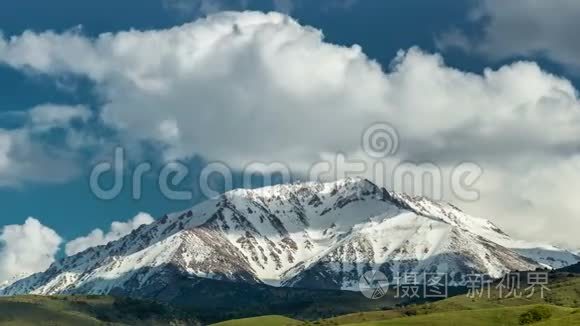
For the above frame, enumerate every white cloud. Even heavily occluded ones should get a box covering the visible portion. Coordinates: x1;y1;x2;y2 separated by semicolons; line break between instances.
28;104;92;132
0;133;13;172
0;213;154;284
0;104;93;187
1;12;580;247
1;12;390;165
65;213;155;256
437;0;580;73
0;218;62;284
0;129;79;186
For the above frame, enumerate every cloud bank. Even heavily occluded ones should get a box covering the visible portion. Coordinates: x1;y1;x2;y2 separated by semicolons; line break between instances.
437;0;580;73
0;218;62;284
0;213;155;284
0;12;579;247
0;104;93;186
65;213;155;256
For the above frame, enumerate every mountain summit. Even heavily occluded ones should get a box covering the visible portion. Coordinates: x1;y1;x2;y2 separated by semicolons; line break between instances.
2;178;578;298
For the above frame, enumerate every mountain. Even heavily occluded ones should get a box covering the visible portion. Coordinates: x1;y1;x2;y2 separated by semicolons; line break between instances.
2;178;578;300
0;273;28;291
385;193;580;270
558;262;580;274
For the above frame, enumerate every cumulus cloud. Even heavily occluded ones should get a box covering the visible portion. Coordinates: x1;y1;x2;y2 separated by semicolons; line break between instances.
0;133;13;172
0;104;93;187
1;12;389;165
437;0;580;73
0;218;62;284
27;104;92;132
65;213;155;256
1;11;580;247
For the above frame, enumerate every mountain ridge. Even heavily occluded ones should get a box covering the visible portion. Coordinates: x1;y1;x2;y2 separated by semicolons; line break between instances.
2;178;578;299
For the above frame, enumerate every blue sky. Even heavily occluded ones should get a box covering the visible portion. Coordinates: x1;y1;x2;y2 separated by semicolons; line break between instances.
1;0;580;278
0;0;484;241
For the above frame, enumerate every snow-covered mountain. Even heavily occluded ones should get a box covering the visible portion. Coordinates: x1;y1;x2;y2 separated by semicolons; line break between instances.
382;193;580;270
2;178;578;297
0;273;28;291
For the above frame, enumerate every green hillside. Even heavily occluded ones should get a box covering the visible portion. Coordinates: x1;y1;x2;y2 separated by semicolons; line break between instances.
0;295;199;326
2;272;579;325
213;272;580;325
211;315;301;326
345;305;577;326
302;272;580;326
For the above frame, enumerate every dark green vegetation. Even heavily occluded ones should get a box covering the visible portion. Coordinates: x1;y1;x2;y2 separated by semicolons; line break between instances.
0;282;428;325
518;306;553;324
559;262;580;274
215;271;580;325
134;276;444;323
2;271;579;325
0;280;445;325
0;295;199;325
299;271;580;325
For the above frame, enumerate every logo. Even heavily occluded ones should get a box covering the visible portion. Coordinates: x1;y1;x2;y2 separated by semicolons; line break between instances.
359;270;389;299
362;122;399;158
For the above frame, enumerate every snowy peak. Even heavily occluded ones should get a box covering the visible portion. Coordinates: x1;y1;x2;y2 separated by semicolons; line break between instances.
284;212;538;289
2;178;578;296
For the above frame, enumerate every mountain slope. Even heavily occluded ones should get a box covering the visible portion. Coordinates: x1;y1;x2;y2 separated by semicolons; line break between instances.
559;262;580;274
385;193;580;269
2;178;578;298
282;212;538;289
